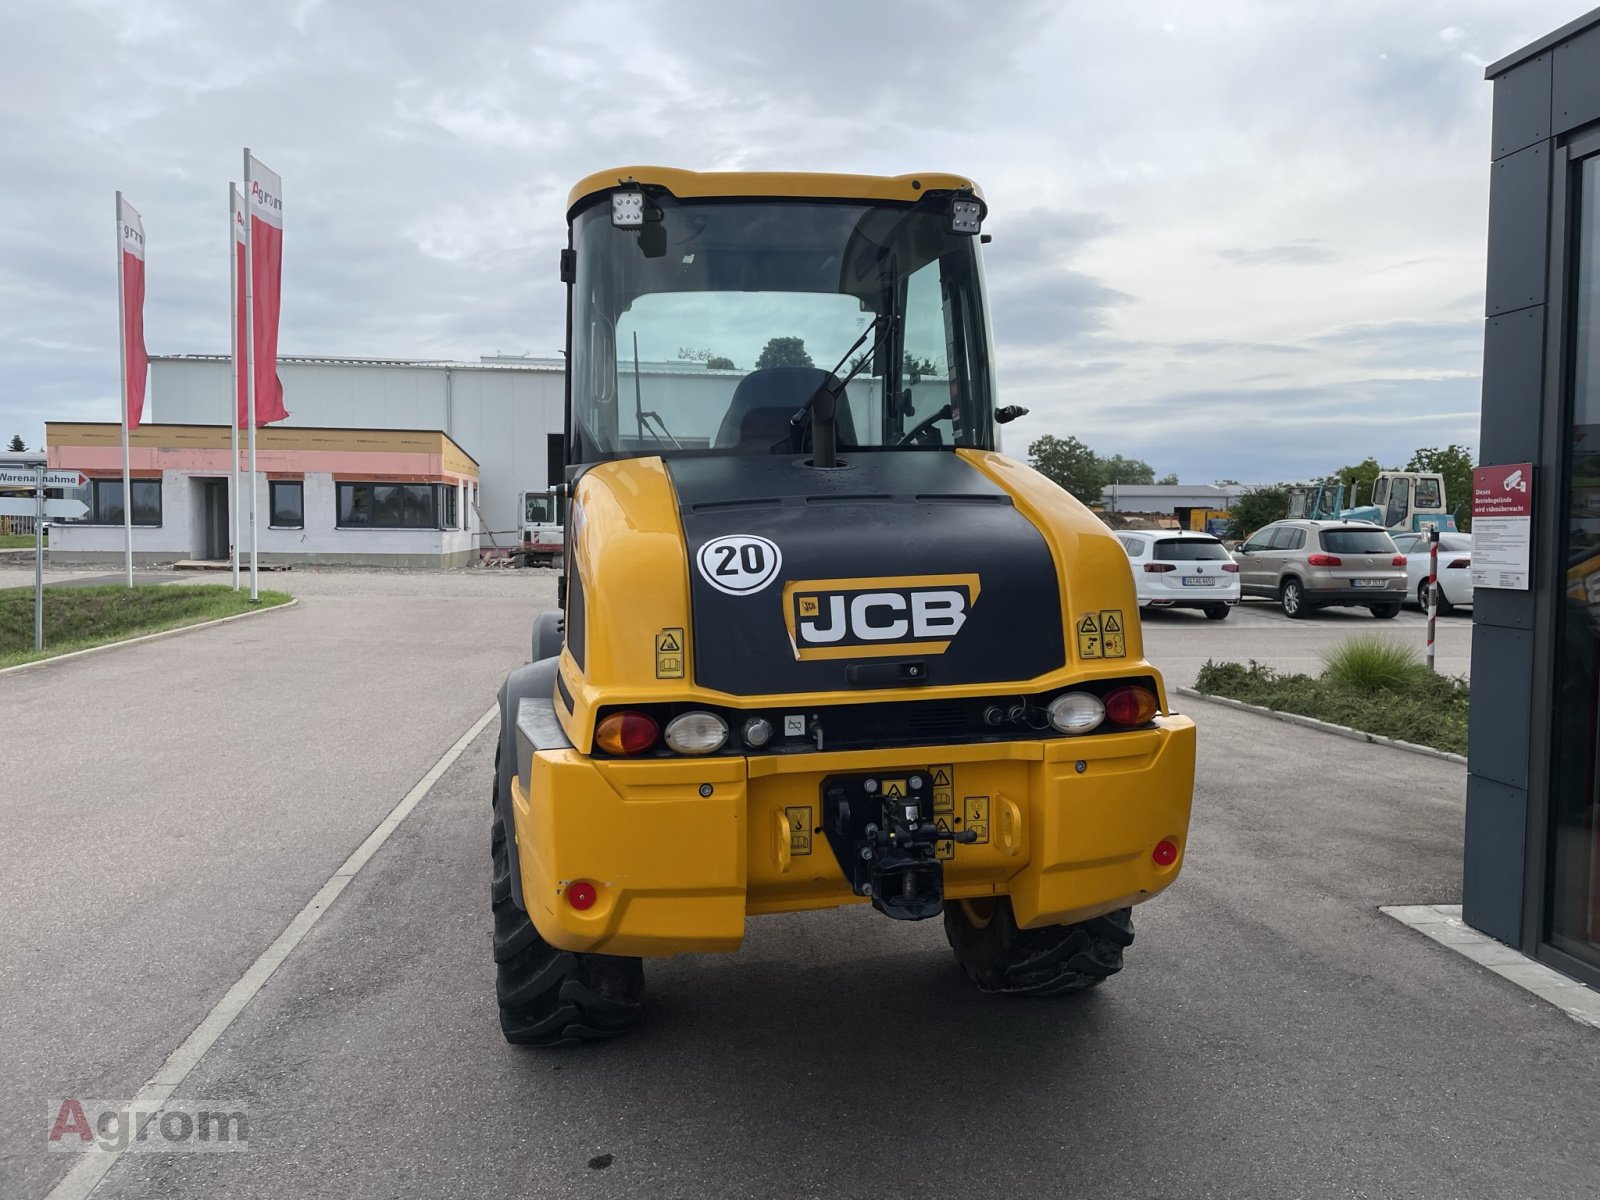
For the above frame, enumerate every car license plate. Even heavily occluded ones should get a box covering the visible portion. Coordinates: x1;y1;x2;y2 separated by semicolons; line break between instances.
1351;578;1385;588
1181;577;1215;587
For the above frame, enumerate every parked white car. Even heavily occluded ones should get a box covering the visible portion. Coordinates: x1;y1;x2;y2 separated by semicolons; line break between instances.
1117;530;1241;620
1392;531;1474;613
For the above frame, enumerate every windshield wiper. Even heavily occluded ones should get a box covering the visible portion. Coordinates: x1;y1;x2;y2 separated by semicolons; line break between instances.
784;315;895;467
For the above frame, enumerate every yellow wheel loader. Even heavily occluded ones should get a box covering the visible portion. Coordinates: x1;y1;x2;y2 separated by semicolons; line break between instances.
491;168;1197;1045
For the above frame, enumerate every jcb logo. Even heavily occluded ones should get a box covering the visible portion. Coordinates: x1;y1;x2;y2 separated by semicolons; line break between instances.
782;574;981;660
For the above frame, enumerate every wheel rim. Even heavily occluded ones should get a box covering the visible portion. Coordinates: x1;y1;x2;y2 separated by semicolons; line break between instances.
1283;585;1299;613
1419;583;1429;609
960;898;998;929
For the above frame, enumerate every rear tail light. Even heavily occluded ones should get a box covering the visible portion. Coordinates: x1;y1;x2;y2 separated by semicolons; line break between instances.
1392;555;1407;567
664;711;728;755
1152;840;1179;867
1447;558;1470;569
595;711;659;755
1221;562;1239;573
1048;691;1106;734
1104;685;1159;727
1144;563;1176;573
566;881;598;910
1306;554;1342;567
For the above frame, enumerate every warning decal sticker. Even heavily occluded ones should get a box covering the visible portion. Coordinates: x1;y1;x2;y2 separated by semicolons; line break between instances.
655;628;686;678
1099;609;1126;658
1076;612;1102;659
785;805;813;856
930;764;955;859
964;796;991;844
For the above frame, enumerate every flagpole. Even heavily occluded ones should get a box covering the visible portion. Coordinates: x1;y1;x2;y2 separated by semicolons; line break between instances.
243;151;258;601
229;183;241;590
116;190;133;587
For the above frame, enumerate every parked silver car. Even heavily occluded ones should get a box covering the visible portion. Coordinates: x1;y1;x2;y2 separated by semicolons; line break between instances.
1234;520;1407;618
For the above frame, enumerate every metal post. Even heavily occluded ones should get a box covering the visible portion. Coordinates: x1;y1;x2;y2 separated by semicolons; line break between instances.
229;183;241;590
1426;527;1439;672
243;150;258;601
34;463;44;651
115;190;133;587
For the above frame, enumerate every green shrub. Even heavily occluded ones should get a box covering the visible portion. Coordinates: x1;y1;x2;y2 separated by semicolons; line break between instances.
1321;637;1424;692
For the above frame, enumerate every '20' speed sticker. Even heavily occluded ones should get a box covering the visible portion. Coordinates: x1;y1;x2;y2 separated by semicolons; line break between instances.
696;534;783;597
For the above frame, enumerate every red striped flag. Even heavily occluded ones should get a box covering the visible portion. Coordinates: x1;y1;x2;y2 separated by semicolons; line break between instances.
245;154;288;425
118;196;148;429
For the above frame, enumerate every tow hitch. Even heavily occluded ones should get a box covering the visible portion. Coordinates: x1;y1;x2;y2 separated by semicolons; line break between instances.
821;770;978;920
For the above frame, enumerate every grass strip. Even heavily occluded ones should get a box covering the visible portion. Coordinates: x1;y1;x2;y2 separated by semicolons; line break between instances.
1194;639;1469;756
0;583;292;668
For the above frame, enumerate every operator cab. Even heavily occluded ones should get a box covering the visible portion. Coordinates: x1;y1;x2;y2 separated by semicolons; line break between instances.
563;171;1009;470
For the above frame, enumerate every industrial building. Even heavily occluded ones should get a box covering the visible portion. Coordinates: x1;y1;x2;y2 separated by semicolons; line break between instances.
45;421;480;568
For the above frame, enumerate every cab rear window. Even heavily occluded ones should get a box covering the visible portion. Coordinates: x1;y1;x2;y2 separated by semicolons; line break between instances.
1154;539;1230;561
1321;529;1396;553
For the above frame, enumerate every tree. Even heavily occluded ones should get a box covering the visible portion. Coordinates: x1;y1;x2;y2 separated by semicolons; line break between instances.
6;434;25;452
1028;434;1103;504
756;336;813;369
679;347;736;370
706;356;736;371
1406;443;1475;530
903;353;939;385
1096;454;1156;490
1156;472;1179;486
1330;457;1393;510
1226;484;1291;541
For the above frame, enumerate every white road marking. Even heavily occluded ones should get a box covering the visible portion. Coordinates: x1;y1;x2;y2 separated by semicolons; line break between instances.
44;702;500;1200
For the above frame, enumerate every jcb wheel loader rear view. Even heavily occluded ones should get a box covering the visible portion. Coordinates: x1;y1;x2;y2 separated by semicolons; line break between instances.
491;167;1197;1045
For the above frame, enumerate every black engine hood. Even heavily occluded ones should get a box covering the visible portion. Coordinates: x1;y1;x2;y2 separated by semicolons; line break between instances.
666;452;1065;696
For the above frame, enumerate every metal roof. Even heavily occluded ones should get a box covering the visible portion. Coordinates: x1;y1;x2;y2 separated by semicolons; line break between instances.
1485;5;1600;78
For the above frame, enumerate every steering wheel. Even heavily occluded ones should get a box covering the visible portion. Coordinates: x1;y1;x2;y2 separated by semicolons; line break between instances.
896;403;953;447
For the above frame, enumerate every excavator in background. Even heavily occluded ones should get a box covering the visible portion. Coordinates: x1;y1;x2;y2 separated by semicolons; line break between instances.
1286;471;1458;533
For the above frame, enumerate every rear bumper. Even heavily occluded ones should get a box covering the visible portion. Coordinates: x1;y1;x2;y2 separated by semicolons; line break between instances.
1306;584;1406;605
510;702;1197;957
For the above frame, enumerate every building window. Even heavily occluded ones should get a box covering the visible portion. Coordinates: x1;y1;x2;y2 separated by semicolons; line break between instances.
1548;150;1600;969
336;482;451;529
270;481;304;529
442;484;458;530
74;478;161;526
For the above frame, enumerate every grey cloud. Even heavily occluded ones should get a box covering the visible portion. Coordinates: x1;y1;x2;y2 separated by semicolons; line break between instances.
1218;239;1333;267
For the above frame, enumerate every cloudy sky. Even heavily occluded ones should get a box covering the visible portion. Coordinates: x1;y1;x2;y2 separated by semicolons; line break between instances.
0;0;1587;482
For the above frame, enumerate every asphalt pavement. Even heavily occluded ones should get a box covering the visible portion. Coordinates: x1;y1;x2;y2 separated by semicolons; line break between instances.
5;573;1588;1200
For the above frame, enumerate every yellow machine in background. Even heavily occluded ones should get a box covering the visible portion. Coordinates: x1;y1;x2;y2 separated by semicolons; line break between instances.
490;168;1196;1045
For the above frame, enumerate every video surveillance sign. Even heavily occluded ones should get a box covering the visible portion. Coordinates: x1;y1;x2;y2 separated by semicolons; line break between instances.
1471;463;1533;590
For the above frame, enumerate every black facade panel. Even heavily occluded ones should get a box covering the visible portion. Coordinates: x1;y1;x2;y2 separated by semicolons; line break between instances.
1479;307;1546;463
1466;624;1533;789
1462;775;1529;945
1472;586;1534;630
1552;24;1600;135
1491;55;1551;159
1485;143;1550;316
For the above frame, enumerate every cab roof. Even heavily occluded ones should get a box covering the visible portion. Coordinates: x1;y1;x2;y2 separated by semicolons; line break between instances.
567;166;982;217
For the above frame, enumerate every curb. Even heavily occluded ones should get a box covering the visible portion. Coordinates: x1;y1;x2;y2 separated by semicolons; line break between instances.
0;597;299;678
1175;686;1468;765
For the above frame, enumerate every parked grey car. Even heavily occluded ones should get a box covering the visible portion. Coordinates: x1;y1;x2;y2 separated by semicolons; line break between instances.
1233;520;1407;618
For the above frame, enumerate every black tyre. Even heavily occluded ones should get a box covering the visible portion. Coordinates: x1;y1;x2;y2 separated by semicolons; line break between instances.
1280;577;1309;619
1417;580;1454;616
1204;604;1231;621
492;750;643;1046
1369;602;1401;619
943;897;1133;995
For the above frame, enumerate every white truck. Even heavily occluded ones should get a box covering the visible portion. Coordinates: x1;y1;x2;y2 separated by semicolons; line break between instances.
517;490;565;567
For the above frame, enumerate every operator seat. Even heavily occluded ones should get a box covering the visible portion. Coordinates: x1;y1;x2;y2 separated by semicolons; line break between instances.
712;366;858;451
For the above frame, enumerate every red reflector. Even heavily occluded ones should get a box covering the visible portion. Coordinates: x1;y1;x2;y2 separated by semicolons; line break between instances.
596;711;659;755
1221;562;1239;573
1447;558;1470;569
1153;840;1179;867
1143;563;1176;573
1392;555;1407;567
1306;554;1341;567
567;881;597;911
1104;685;1159;726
